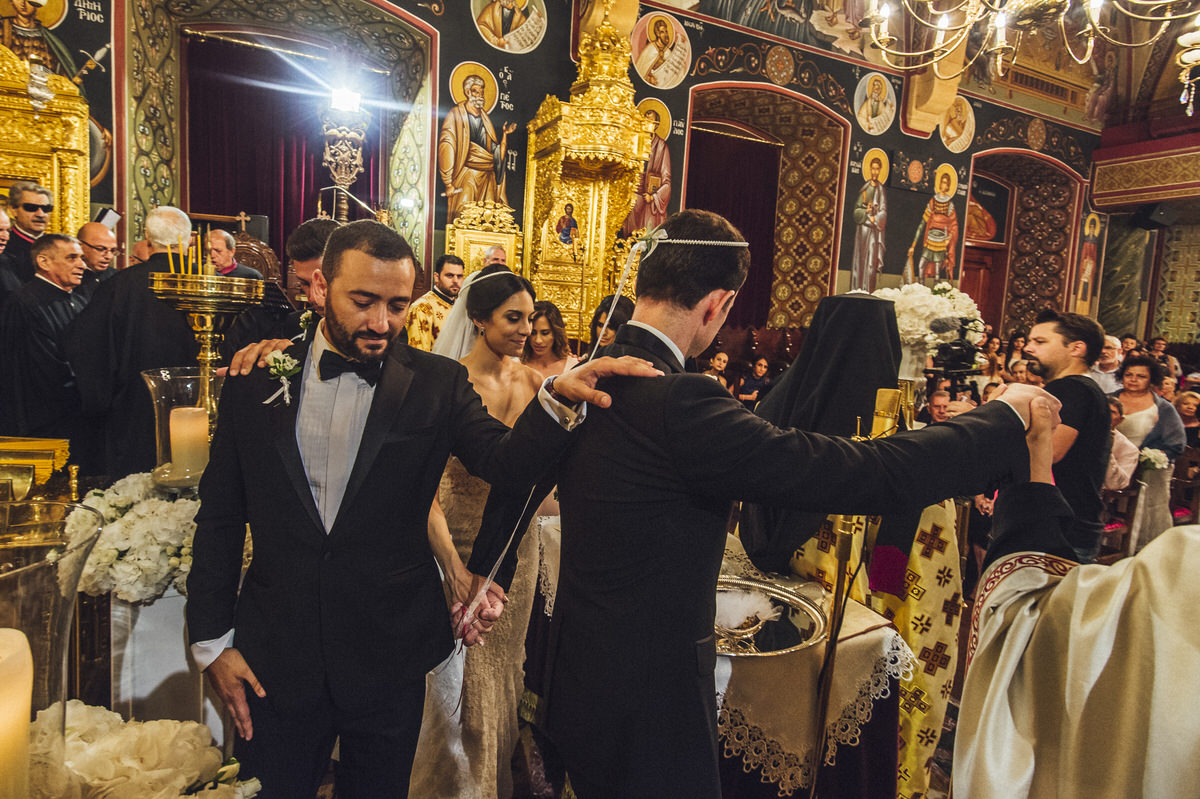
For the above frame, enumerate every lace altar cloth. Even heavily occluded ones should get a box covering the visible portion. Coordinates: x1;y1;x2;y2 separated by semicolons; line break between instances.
716;536;916;796
536;527;914;795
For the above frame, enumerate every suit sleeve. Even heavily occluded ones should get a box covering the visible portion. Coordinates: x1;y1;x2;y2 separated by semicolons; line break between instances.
665;376;1028;515
185;375;251;644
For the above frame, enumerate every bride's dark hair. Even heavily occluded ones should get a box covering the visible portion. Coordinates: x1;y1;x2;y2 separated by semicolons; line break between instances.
465;264;536;322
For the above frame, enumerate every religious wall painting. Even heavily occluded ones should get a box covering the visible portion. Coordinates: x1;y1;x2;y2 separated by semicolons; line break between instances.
904;164;960;283
693;0;886;63
892;150;933;193
939;96;975;153
958;12;1098;130
974;117;1088;175
854;72;895;135
849;147;888;292
631;11;691;90
547;197;586;263
689;43;852;116
965;175;1007;243
1;0;114;196
1073;209;1107;314
619;97;671;238
472;0;547;53
439;62;517;224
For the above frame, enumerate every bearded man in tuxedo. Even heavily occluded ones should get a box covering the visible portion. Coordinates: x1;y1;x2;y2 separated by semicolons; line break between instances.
186;220;657;798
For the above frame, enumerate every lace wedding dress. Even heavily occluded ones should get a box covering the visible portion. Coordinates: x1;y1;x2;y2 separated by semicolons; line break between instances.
409;457;539;799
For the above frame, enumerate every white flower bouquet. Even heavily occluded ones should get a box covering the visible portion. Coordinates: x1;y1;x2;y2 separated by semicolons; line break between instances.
65;473;200;604
1139;447;1170;471
872;281;984;354
29;699;262;799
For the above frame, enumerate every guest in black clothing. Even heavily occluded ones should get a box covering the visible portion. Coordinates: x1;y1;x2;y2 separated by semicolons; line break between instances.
0;234;89;444
586;293;634;356
1023;309;1111;562
76;221;120;301
736;356;772;407
1175;391;1199;448
0;208;21;307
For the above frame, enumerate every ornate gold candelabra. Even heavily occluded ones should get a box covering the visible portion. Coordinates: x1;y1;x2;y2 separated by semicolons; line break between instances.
321;108;370;222
148;273;263;424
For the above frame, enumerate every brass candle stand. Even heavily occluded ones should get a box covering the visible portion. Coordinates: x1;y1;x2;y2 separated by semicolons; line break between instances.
148;272;263;423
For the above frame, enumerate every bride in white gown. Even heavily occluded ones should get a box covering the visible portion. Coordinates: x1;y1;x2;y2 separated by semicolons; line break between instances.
410;265;545;799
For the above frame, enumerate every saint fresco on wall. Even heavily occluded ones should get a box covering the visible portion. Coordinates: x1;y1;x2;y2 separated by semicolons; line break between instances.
472;0;547;53
850;147;888;292
1074;210;1106;312
631;12;690;90
854;72;895;135
438;62;515;223
905;164;960;282
619;98;672;237
940;96;975;153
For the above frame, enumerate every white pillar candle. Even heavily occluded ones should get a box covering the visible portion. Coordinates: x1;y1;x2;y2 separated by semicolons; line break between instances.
169;406;210;476
0;629;32;799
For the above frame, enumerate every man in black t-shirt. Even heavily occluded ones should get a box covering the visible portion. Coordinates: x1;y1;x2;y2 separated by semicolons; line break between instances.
1022;309;1111;562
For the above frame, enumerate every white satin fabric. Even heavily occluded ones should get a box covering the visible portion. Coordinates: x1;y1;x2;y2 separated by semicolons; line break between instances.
955;524;1200;798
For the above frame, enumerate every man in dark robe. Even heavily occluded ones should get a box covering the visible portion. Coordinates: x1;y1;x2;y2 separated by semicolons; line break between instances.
5;181;53;283
0;209;21;307
65;206;200;478
76;221;120;301
0;234;88;444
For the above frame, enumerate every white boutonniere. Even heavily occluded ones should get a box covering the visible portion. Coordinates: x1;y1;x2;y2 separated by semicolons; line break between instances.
263;351;301;406
291;310;316;343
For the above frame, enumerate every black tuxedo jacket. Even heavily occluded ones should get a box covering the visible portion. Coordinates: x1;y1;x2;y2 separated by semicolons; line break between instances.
540;324;1028;798
186;336;567;714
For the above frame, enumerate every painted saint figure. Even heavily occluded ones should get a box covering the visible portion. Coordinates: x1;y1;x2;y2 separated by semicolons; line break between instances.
851;155;887;292
438;73;516;222
856;75;894;135
634;17;676;87
476;0;531;50
556;202;579;244
906;170;960;282
1;0;77;79
619;109;672;236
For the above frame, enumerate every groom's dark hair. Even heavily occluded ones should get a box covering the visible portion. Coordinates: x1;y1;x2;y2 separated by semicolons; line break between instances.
322;220;415;282
635;209;749;310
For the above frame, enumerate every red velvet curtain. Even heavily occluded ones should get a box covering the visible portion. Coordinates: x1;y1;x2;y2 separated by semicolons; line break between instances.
684;129;781;328
184;36;383;256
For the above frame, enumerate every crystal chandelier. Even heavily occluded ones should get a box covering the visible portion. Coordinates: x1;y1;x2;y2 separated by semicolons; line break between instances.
862;0;1198;80
1178;14;1200;114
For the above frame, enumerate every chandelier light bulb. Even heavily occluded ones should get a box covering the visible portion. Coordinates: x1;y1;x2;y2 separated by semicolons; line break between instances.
1088;0;1104;22
994;12;1007;46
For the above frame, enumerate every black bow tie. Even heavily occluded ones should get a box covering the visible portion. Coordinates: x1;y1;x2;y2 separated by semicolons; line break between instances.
319;350;382;386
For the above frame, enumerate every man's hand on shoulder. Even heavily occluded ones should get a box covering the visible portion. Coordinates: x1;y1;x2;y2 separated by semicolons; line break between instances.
989;383;1062;430
551;355;662;409
220;339;293;377
204;647;266;740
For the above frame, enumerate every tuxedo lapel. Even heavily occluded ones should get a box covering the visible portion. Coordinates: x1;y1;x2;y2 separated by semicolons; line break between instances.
270;340;324;534
337;344;415;523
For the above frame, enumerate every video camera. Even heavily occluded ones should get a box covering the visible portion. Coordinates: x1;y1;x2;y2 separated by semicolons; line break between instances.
927;316;981;400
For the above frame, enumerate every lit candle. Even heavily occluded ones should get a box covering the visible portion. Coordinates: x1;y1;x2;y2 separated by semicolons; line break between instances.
994;12;1007;46
880;3;890;37
935;14;949;49
169;406;210;477
0;629;32;799
1088;0;1103;21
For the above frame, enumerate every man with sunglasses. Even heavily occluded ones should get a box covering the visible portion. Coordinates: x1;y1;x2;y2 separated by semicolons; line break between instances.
75;221;120;301
5;181;53;283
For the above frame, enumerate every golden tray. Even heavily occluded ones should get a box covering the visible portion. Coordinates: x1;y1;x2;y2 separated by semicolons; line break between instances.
715;575;827;657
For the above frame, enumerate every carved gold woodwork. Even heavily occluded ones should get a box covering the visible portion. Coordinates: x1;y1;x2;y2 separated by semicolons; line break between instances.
0;46;89;236
445;201;523;274
522;11;650;339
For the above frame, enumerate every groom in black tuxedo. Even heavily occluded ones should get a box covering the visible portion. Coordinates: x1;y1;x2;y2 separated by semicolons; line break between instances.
517;209;1060;798
186;220;657;798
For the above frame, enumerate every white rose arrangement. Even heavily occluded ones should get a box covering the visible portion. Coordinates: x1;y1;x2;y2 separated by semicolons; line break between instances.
872;281;984;355
64;473;208;604
29;700;262;799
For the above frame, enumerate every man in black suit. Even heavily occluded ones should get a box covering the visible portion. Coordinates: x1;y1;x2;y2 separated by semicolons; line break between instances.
526;209;1058;798
186;220;656;798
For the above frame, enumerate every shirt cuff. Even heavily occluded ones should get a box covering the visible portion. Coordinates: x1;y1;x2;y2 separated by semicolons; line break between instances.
190;629;235;671
538;377;586;430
